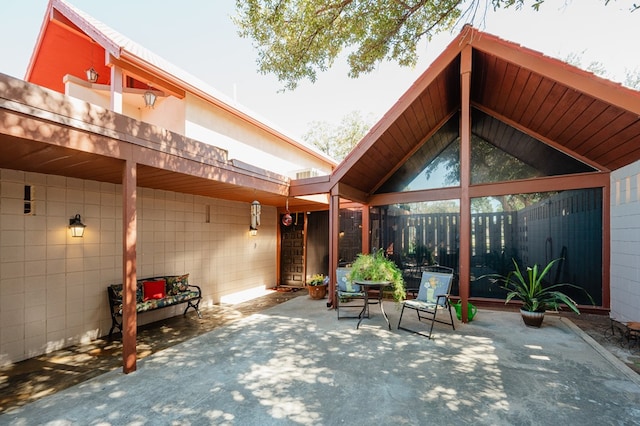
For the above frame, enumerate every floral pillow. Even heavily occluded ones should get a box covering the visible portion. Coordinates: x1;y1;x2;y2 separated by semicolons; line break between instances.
167;274;190;295
110;283;143;303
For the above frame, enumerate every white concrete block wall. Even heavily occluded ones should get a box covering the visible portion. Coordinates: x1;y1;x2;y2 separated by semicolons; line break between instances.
0;169;277;365
610;161;640;323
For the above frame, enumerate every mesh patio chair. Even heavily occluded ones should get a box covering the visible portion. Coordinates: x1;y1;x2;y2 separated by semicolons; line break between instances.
397;266;456;339
335;267;367;320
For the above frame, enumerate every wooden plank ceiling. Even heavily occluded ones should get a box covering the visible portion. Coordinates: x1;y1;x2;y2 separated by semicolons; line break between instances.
331;28;640;198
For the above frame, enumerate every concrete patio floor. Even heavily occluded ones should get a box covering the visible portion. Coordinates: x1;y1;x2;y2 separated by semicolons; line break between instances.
2;291;640;425
0;288;305;415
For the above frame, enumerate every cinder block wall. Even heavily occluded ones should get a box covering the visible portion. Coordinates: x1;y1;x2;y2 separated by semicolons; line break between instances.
610;161;640;323
0;168;276;365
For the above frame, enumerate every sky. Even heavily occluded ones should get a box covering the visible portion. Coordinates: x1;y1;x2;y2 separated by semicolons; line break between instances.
1;0;638;141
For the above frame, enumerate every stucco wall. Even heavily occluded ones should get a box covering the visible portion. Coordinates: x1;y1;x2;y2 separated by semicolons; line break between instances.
184;94;332;178
0;168;277;365
610;161;640;323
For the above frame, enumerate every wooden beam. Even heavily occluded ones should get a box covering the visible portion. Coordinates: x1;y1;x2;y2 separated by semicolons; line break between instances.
362;206;370;254
328;192;340;308
368;187;461;207
333;182;369;204
459;45;472;323
289;179;332;197
468;172;609;198
473;103;609;172
108;54;186;99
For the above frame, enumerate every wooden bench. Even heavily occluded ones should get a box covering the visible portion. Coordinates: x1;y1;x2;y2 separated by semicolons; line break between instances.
107;273;202;337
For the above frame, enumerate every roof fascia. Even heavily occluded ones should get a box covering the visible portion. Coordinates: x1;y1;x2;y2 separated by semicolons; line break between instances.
51;0;121;58
25;1;56;81
468;31;640;116
330;27;471;186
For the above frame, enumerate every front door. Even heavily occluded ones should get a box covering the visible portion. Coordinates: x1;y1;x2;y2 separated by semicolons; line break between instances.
280;213;305;287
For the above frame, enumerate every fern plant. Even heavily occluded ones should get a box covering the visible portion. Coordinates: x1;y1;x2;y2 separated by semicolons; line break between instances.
348;249;406;302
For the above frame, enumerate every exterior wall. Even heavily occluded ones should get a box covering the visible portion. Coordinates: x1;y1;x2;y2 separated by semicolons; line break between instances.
64;76;186;135
610;161;640;322
64;76;333;179
0;168;277;365
184;94;332;178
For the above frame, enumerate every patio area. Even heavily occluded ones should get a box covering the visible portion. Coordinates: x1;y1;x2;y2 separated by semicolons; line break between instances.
2;291;640;425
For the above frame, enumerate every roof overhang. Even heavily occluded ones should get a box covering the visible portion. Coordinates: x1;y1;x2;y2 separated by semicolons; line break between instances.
0;73;323;210
329;26;640;201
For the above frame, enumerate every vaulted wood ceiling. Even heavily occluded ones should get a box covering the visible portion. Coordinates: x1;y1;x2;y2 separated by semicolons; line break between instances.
328;27;640;201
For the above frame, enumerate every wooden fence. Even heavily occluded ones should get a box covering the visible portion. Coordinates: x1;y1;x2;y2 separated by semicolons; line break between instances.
358;189;602;304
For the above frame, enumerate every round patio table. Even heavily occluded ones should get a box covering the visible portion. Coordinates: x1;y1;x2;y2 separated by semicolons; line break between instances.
354;280;391;330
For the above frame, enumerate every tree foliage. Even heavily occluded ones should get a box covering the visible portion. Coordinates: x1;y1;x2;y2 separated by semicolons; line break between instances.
424;135;548;211
234;0;626;90
302;110;373;160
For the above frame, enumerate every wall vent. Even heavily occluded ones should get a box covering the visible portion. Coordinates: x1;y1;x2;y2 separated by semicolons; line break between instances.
295;169;320;179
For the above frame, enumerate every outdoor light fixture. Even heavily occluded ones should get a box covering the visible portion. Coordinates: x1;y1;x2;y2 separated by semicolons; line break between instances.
85;67;98;83
69;214;86;237
250;200;261;236
143;90;157;108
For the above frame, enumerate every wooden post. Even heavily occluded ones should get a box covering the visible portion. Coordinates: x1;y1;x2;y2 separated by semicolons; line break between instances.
362;205;370;254
459;45;472;323
328;190;340;308
122;159;137;373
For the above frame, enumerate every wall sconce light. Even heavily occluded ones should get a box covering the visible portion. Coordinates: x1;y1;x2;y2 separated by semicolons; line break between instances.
69;214;86;237
86;67;99;83
250;200;261;236
143;90;157;108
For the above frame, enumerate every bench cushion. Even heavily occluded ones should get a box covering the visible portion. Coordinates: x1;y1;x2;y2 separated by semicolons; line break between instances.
109;274;198;314
135;290;200;313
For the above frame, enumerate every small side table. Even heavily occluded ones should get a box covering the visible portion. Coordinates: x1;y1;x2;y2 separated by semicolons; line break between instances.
354;281;391;330
627;322;640;349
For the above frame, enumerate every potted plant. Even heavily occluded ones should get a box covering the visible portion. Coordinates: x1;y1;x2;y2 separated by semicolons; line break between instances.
348;249;406;302
307;273;328;299
491;258;593;327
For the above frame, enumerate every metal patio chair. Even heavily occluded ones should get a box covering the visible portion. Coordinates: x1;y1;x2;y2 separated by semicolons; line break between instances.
397;266;456;339
335;267;367;320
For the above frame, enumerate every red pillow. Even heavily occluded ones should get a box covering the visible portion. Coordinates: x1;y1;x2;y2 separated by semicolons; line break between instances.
143;280;166;301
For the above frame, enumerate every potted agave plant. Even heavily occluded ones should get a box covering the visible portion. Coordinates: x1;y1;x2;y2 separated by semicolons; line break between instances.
348;249;406;302
307;273;328;300
492;258;593;327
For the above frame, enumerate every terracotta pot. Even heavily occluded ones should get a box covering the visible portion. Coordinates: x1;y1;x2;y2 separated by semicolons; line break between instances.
520;309;545;328
308;284;327;300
